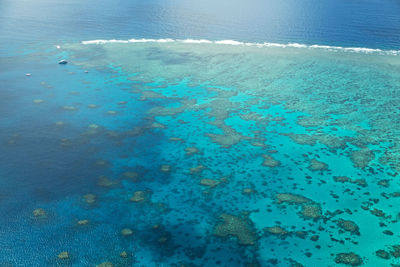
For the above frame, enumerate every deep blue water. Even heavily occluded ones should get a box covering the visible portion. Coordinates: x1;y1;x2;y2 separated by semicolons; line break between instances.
1;0;400;50
1;0;400;266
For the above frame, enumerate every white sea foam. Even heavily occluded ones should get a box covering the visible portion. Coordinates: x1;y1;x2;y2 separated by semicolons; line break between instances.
81;38;400;55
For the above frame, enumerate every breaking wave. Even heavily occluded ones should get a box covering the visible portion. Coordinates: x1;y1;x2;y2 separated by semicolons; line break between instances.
80;38;400;55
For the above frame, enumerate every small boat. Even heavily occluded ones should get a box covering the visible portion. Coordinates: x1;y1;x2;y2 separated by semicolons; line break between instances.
58;59;68;65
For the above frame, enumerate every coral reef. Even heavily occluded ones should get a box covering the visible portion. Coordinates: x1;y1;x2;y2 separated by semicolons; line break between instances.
376;249;390;259
32;208;47;218
300;204;322;220
297;116;329;128
264;226;289;238
122;171;139;181
308;158;328;171
275;193;310;205
199;178;220;188
57;252;69;260
190;165;205;174
262;155;281;167
285;133;316;146
275;193;322;220
334;252;363;266
213;214;257;245
333;176;368;187
121;228;134;236
243;188;255;195
185;147;199;155
161;165;171;172
130;191;146;202
97;176;115;187
33;99;44;104
350;148;374;168
337;219;360;235
77;219;89;226
96;262;113;267
63;105;77;111
83;194;96;204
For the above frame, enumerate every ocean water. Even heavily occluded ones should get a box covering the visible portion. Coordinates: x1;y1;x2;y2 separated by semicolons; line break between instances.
1;0;400;266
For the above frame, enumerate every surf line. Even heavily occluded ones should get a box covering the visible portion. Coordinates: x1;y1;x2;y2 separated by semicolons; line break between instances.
80;38;400;55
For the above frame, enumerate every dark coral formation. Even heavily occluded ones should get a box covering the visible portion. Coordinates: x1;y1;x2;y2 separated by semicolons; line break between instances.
333;176;368;187
334;252;363;266
376;249;390;259
337;219;360;235
390;245;400;258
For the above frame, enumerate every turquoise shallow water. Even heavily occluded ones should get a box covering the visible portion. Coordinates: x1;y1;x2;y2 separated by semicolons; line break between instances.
1;40;400;266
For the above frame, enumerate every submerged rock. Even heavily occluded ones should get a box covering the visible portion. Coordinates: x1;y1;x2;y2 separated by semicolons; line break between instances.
58;59;68;64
